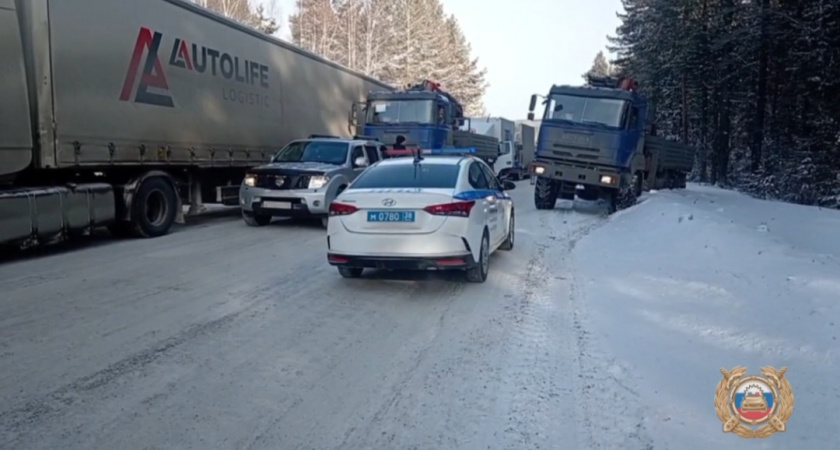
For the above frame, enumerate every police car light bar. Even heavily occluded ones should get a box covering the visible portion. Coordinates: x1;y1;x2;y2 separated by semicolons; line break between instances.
422;147;476;156
383;147;476;158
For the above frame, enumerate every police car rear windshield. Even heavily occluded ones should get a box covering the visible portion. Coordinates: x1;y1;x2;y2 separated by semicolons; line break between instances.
352;164;459;189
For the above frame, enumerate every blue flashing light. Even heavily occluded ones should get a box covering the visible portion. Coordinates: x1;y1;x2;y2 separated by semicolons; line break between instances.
422;147;476;156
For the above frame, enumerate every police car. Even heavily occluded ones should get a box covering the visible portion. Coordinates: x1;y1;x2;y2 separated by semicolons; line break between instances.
325;148;516;282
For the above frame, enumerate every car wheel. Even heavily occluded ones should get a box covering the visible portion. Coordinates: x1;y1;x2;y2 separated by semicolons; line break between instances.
243;211;271;226
338;266;363;278
465;231;489;283
499;213;514;250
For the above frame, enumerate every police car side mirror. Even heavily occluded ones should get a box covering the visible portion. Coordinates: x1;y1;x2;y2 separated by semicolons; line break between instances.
502;180;516;190
354;156;368;167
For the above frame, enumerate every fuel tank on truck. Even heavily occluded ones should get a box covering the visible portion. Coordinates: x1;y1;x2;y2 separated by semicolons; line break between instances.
0;0;33;178
16;0;395;169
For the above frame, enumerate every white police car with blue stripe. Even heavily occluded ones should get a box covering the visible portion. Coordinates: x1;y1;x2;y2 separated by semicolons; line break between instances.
326;148;516;282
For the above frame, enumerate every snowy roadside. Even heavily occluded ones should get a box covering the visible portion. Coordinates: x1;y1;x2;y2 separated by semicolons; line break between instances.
572;183;839;449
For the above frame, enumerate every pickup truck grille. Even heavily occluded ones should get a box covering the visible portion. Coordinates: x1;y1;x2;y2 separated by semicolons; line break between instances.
255;174;311;190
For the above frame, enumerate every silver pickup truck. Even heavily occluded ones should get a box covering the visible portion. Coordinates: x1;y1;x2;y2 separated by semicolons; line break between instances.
240;136;386;227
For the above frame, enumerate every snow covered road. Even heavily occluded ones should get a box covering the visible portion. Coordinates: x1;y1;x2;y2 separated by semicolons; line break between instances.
0;182;836;449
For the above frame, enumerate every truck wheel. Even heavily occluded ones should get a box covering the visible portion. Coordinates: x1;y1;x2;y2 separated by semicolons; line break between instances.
633;172;643;197
131;176;178;238
243;211;271;226
534;177;558;210
616;182;638;211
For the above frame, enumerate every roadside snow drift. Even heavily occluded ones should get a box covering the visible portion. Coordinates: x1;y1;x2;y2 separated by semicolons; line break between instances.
573;184;839;449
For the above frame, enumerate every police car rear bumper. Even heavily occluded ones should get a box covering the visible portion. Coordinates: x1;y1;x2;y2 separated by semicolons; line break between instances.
326;253;477;270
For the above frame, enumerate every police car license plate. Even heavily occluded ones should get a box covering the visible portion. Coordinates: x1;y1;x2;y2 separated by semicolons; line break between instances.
367;211;415;222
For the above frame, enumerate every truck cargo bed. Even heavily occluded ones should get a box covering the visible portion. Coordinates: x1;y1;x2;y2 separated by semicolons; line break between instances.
645;136;695;171
452;131;499;160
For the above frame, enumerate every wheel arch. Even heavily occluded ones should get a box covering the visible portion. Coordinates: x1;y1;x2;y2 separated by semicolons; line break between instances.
116;170;181;222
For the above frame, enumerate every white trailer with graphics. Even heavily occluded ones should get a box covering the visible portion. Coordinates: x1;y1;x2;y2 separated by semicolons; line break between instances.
0;0;393;246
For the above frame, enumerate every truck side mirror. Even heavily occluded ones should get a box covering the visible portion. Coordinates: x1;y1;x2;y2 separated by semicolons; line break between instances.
349;102;359;126
528;95;537;112
527;112;534;121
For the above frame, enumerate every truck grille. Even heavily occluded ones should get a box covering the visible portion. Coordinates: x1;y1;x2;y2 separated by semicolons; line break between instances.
538;127;620;165
255;174;310;190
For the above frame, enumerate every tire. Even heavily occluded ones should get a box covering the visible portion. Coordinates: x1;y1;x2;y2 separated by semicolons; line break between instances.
534;176;558;210
465;231;489;283
243;211;271;226
614;180;638;212
499;212;514;251
633;172;643;197
131;176;179;238
338;266;363;278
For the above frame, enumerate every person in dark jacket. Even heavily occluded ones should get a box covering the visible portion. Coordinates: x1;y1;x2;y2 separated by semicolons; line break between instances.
392;135;407;149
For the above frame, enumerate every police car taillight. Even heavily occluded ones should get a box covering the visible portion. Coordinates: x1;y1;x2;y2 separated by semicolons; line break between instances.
423;200;475;217
329;202;358;216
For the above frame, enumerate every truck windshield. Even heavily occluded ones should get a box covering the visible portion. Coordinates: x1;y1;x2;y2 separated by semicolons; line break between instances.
272;141;348;165
546;95;626;128
367;100;434;124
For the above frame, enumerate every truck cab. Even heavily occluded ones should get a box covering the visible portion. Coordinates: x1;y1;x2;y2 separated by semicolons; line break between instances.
350;80;464;150
527;75;650;212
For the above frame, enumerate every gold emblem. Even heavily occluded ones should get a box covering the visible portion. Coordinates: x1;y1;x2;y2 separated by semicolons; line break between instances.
714;366;794;438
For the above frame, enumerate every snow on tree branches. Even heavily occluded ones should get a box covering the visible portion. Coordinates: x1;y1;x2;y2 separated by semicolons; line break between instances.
193;0;279;35
288;0;488;115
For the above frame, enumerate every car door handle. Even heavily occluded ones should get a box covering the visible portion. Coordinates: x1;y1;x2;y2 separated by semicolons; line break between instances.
488;206;499;212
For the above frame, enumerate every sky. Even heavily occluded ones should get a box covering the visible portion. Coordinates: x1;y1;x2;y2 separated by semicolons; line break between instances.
260;0;625;120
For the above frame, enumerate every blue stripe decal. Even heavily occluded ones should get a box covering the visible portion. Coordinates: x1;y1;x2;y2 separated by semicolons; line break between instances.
453;189;498;200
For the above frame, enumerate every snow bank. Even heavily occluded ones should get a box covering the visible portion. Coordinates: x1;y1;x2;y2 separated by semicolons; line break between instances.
573;183;839;449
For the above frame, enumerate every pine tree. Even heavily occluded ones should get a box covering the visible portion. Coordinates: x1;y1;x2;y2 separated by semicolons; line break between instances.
609;0;840;206
287;0;488;115
583;51;612;79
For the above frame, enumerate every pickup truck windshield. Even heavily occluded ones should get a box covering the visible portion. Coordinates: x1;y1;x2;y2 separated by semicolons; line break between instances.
367;100;434;124
272;141;348;165
546;94;626;128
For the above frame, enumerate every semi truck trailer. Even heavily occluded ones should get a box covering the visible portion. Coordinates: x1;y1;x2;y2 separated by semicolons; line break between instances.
0;0;393;247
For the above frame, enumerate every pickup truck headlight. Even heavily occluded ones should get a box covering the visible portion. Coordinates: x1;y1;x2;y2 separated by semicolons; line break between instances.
308;175;329;189
243;174;257;186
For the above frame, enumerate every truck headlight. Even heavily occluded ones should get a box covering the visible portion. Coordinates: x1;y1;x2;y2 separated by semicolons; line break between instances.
243;174;257;186
533;166;545;174
308;175;329;189
600;175;614;184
